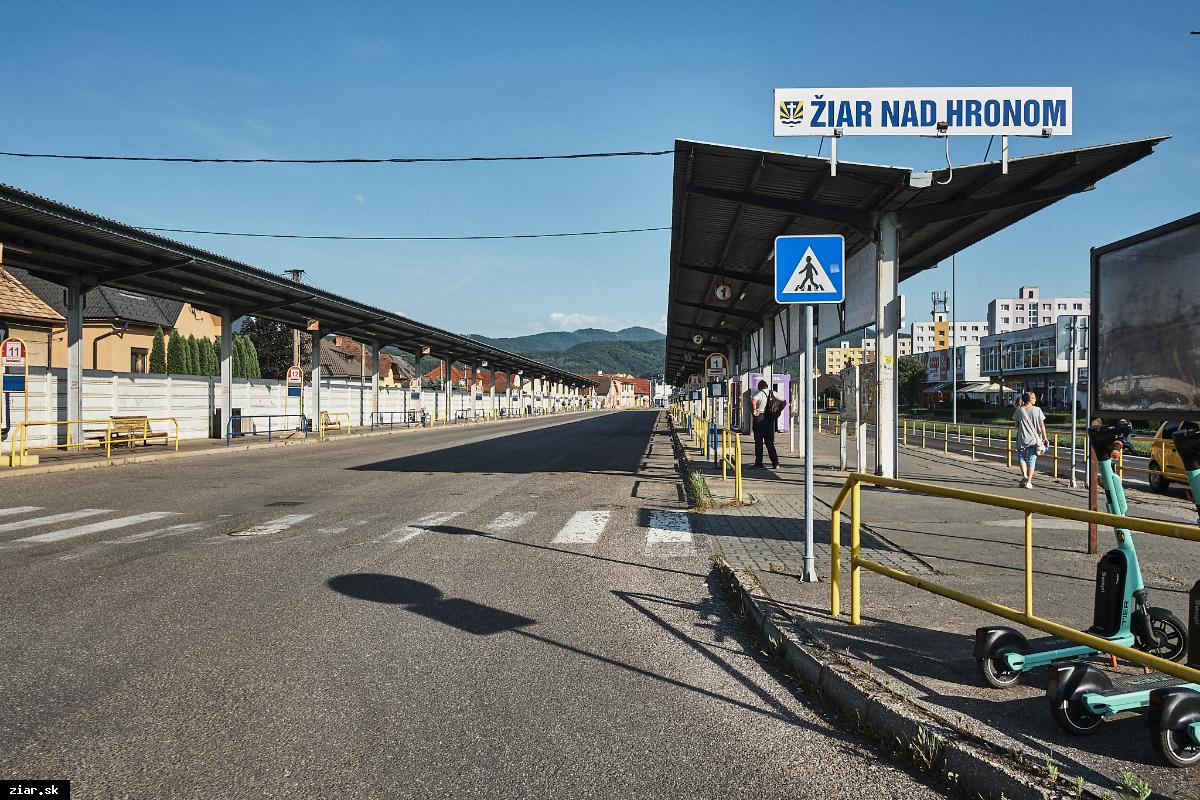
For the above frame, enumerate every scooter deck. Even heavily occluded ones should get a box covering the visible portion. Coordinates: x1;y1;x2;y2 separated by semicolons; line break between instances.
1006;632;1136;671
1084;674;1196;715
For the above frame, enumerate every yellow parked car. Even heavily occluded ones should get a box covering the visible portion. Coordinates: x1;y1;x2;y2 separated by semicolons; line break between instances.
1146;420;1199;493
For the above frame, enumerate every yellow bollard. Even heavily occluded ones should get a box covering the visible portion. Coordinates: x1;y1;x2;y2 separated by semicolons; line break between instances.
831;505;841;617
1007;430;1013;468
850;481;862;626
1024;512;1034;617
1054;433;1060;479
944;424;949;454
922;422;926;449
971;426;976;460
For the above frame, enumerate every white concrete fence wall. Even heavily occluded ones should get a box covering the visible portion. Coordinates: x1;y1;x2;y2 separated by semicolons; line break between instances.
0;368;559;451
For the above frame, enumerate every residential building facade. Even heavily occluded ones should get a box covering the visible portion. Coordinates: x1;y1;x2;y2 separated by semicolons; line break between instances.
910;311;988;354
823;335;912;375
987;285;1089;336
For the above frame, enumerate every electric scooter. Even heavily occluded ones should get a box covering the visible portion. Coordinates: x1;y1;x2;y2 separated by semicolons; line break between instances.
975;420;1188;688
1046;427;1200;766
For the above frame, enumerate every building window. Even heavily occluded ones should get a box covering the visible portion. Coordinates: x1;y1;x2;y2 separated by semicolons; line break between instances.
1015;303;1024;310
1042;303;1052;310
131;348;149;373
971;325;979;330
1073;303;1083;310
1000;303;1009;310
1042;317;1051;324
1002;317;1009;324
1058;303;1067;310
1027;290;1035;298
1016;317;1025;324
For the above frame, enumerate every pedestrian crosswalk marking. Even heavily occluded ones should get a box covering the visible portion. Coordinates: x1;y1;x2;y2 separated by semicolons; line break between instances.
375;511;463;545
228;513;314;537
552;511;610;544
106;521;212;544
487;511;536;531
0;506;43;518
644;510;696;557
17;512;179;544
645;510;693;543
0;509;111;534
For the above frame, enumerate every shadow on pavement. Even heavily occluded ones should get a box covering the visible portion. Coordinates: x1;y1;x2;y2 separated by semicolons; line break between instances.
348;411;658;476
327;573;536;636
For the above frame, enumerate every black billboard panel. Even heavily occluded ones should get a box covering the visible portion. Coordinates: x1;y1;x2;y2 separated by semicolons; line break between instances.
1091;213;1200;420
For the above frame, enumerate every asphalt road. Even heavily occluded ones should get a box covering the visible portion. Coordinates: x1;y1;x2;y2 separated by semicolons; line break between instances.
1;410;946;799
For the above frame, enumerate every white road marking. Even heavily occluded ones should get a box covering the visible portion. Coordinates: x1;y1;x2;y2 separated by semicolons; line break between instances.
228;513;314;537
0;509;111;534
645;510;693;543
0;506;43;518
487;511;536;531
17;512;179;544
552;511;610;544
375;512;463;545
644;510;696;557
106;521;212;544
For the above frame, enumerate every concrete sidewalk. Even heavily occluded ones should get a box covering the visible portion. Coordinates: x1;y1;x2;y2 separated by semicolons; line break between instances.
681;423;1200;800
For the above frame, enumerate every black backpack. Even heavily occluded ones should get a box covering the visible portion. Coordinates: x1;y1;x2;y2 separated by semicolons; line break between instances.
766;393;787;418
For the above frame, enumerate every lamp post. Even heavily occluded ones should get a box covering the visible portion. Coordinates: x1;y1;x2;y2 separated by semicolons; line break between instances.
951;254;957;425
996;338;1007;408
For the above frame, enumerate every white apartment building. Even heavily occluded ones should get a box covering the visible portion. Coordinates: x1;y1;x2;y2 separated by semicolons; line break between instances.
987;285;1088;336
910;310;989;354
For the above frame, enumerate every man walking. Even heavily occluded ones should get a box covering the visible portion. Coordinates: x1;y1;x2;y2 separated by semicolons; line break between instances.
1013;391;1049;488
751;379;783;470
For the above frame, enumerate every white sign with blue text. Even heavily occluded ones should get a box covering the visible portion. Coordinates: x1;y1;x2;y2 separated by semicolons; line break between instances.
775;235;845;304
774;87;1072;137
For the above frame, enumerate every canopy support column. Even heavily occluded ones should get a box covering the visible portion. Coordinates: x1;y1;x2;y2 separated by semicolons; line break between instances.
371;340;381;426
311;332;322;431
219;308;234;439
875;212;900;478
65;280;85;442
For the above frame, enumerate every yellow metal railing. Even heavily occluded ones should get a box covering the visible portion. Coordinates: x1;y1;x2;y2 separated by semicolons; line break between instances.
719;427;744;503
828;471;1200;685
318;412;353;440
12;417;179;467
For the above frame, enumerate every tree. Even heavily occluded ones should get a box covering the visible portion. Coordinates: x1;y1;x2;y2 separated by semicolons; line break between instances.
206;337;220;376
186;335;201;376
150;326;167;374
243;337;262;378
897;355;928;408
240;316;305;379
166;330;187;375
232;335;247;378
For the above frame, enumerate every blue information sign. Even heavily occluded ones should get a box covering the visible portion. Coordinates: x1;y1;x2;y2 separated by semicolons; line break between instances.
2;375;25;393
774;235;845;304
287;386;301;398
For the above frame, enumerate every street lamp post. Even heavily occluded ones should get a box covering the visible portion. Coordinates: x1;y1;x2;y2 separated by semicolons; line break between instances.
951;254;957;425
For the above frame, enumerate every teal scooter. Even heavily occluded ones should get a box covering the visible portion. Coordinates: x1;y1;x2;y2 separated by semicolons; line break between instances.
975;421;1188;688
1047;427;1200;766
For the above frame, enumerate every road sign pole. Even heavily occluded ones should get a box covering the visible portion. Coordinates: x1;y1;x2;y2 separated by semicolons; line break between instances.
803;304;818;582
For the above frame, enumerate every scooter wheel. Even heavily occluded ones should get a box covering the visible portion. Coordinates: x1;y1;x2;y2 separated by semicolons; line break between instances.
977;652;1021;688
1152;723;1200;768
1052;696;1102;736
1137;608;1188;663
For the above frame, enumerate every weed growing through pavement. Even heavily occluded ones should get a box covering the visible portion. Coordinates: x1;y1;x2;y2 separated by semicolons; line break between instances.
1115;769;1151;800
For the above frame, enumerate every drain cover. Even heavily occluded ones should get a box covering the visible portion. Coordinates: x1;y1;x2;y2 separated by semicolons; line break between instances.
267;501;305;507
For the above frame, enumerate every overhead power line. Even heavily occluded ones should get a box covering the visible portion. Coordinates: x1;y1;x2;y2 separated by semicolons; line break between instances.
0;148;672;164
137;225;670;240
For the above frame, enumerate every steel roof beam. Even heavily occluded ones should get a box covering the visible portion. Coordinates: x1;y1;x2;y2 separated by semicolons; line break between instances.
686;184;876;235
677;262;772;286
675;299;765;322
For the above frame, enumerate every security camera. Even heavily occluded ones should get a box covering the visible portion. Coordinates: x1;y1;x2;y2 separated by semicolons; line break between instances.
936;121;948;135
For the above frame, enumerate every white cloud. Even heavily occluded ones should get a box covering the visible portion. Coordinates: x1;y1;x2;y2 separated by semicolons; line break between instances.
653;312;667;334
548;311;609;329
353;193;365;204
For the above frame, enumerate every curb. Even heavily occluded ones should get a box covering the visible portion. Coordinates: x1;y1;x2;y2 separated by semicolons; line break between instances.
0;410;600;480
713;560;1103;800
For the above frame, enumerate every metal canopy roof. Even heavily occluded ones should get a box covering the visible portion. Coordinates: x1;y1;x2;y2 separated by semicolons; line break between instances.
665;136;1167;383
0;182;593;386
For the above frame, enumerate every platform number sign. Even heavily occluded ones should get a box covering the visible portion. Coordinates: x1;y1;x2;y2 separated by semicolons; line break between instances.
774;235;845;304
3;337;27;367
286;366;303;384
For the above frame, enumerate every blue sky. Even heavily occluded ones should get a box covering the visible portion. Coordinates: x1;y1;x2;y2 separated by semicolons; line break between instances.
0;2;1195;337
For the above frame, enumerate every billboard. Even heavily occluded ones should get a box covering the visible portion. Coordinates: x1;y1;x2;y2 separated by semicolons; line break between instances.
1091;213;1200;419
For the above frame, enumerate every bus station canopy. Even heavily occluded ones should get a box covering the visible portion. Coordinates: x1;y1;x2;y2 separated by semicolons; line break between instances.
0;181;594;386
665;136;1167;384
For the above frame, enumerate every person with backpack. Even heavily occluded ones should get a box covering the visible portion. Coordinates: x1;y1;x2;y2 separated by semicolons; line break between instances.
751;379;786;470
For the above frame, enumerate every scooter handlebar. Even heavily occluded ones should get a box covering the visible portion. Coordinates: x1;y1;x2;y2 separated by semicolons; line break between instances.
1171;426;1200;472
1088;420;1134;462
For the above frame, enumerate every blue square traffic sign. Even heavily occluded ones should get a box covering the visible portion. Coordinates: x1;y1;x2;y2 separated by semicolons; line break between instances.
775;235;845;304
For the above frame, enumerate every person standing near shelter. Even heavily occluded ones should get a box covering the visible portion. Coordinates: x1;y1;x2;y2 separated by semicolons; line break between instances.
1013;391;1049;488
751;379;784;470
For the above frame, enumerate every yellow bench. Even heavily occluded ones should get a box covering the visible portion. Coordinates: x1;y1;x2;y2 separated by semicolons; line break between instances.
108;415;171;448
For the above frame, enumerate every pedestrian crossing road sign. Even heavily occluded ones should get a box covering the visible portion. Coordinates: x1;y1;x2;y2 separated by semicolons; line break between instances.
774;234;845;304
